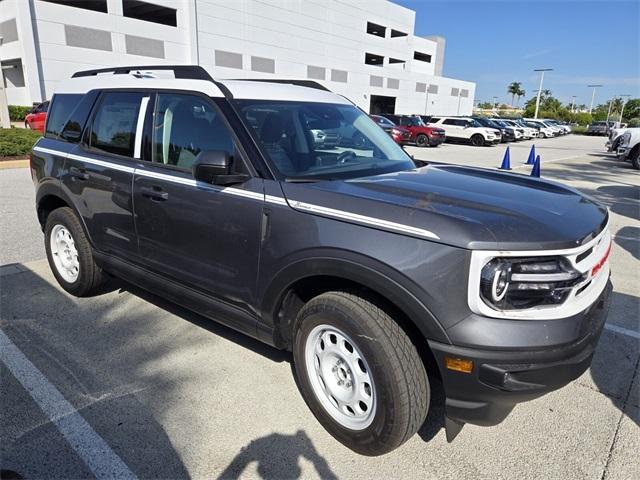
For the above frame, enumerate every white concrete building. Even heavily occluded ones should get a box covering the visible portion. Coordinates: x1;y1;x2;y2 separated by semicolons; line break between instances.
0;0;475;115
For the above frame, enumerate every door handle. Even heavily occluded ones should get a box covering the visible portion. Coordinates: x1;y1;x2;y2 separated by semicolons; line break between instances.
140;185;169;201
69;166;89;181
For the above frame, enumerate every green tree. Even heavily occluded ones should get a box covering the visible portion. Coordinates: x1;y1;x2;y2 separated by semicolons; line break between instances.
477;101;494;109
507;82;522;106
622;99;640;122
516;87;526;106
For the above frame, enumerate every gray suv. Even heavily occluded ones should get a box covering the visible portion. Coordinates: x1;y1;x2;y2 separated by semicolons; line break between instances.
32;66;612;456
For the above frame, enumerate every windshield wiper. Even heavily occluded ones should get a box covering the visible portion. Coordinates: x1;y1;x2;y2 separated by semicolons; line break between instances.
285;177;336;183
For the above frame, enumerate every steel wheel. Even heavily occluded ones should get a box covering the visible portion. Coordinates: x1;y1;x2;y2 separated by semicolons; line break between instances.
49;224;79;283
304;324;376;430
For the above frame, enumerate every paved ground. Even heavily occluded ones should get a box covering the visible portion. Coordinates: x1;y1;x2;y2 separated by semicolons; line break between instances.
1;135;638;479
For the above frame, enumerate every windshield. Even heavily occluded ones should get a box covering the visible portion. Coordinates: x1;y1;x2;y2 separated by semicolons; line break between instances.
235;100;415;180
469;119;484;128
408;116;425;126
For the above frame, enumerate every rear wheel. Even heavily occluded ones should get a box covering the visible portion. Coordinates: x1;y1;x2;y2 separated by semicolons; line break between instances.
45;207;107;296
293;291;429;456
471;134;485;146
415;134;429;147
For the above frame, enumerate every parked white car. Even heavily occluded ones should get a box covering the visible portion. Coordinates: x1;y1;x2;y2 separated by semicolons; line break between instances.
606;127;628;152
544;120;571;134
616;128;640;169
524;119;556;138
514;119;539;138
428;116;500;146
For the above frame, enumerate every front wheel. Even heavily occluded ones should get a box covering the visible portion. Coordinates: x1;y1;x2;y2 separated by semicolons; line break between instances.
471;134;485;146
415;134;429;147
293;292;430;456
630;147;640;170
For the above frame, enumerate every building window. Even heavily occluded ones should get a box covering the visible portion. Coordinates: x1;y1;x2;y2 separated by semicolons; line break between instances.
369;75;383;87
125;34;165;58
388;58;405;64
366;22;385;38
307;65;325;80
64;25;112;51
40;0;108;13
451;87;460;97
0;19;19;43
331;69;348;83
365;53;384;66
251;56;275;73
414;51;432;63
387;78;399;89
427;84;439;94
215;50;243;69
390;29;407;38
122;0;177;27
2;58;25;88
416;82;426;93
460;89;469;98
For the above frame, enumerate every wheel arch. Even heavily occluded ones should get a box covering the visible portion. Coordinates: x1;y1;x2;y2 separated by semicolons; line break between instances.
261;256;450;367
35;184;93;246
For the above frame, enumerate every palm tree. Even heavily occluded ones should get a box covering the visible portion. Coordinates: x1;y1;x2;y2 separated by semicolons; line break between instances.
507;82;522;106
516;88;526;106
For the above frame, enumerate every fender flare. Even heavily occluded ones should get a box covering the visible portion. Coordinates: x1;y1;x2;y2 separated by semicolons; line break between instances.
260;251;451;346
35;181;95;247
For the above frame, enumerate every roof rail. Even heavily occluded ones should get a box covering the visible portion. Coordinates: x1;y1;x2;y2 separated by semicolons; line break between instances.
72;65;213;81
229;78;331;92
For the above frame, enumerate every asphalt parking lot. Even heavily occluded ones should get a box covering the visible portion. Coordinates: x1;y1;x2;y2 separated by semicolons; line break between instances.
1;135;638;479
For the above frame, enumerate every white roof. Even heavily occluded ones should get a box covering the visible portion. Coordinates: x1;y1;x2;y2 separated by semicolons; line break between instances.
54;71;350;105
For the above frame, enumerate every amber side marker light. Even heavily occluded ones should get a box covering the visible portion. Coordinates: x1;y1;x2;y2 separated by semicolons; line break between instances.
445;356;474;373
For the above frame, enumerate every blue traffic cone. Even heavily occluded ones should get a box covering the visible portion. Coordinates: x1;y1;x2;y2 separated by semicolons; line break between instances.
530;155;541;177
525;144;536;165
499;147;512;170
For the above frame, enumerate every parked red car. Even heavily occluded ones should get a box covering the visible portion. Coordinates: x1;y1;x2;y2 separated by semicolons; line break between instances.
24;101;49;132
382;114;446;147
369;115;412;145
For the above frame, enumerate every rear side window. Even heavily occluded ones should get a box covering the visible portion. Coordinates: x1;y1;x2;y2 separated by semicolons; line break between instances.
45;94;83;138
442;119;458;126
89;92;145;157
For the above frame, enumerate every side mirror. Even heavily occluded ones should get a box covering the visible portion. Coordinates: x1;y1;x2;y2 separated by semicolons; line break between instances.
192;150;248;186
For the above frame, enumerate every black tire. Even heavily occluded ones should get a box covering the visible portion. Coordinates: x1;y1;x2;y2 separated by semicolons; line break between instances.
25;121;31;129
415;134;429;147
44;207;107;297
292;291;429;456
471;134;485;146
630;147;640;170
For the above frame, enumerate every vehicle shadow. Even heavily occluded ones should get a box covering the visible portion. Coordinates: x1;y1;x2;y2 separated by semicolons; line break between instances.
216;430;337;480
614;226;640;260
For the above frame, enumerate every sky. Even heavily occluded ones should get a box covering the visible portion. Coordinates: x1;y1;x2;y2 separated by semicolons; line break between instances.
394;0;640;107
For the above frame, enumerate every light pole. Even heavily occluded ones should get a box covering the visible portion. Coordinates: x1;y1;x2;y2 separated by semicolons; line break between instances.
619;94;631;124
493;96;498;111
570;96;576;113
533;68;553;119
424;85;430;115
588;84;602;114
0;36;12;129
605;96;615;125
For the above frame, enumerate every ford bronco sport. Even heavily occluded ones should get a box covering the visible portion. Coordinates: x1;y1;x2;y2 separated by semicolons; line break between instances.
32;65;612;456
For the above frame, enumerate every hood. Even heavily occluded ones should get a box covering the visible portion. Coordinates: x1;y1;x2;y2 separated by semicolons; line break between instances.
280;165;608;250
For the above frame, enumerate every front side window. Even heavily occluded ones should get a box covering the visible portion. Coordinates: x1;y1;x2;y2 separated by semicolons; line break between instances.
90;92;144;157
152;93;234;170
236;100;414;180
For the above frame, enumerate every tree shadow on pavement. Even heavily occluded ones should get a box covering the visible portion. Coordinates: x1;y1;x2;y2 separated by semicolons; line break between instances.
216;430;337;480
614;226;640;260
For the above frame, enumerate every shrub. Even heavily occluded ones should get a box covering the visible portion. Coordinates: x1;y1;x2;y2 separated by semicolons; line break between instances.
8;105;33;122
626;117;640;128
571;126;588;135
0;128;42;157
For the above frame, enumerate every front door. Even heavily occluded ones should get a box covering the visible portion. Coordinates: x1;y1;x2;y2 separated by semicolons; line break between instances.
133;92;263;316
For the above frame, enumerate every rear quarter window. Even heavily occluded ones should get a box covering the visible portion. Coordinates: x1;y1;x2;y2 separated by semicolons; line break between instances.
45;94;83;138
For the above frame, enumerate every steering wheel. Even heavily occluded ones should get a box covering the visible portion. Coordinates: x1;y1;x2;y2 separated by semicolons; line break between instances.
337;150;357;164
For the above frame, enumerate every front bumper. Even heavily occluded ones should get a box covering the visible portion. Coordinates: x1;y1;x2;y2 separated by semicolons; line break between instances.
429;135;446;146
429;280;612;434
617;146;630;159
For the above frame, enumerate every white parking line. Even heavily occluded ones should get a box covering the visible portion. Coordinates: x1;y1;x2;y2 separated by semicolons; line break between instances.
0;329;137;480
604;323;640;340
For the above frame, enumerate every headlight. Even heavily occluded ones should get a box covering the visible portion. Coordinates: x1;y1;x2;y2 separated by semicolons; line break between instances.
480;257;584;310
620;132;631;146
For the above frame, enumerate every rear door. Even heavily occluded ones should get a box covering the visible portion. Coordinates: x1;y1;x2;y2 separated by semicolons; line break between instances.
64;90;150;262
442;118;465;139
132;92;264;316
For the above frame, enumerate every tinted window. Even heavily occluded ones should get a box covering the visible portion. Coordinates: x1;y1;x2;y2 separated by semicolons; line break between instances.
45;94;83;138
122;0;177;27
153;93;234;170
90;92;144;157
442;119;458;126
